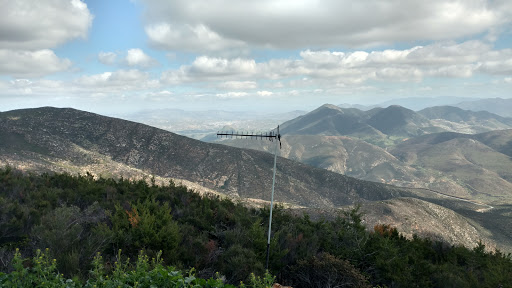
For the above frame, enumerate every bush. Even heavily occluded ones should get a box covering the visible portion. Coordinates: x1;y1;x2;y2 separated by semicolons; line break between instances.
289;252;371;288
111;199;181;262
0;249;278;288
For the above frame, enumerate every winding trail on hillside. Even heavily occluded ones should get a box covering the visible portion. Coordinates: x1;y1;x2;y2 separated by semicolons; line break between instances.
404;186;495;212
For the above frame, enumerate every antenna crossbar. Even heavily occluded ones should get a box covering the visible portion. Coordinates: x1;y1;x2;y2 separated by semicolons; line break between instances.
216;132;277;138
217;126;281;147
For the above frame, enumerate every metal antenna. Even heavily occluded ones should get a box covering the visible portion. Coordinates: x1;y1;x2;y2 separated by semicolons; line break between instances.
217;125;281;271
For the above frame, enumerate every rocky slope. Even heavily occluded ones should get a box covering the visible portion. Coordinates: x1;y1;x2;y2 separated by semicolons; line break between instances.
217;134;422;186
0;107;411;209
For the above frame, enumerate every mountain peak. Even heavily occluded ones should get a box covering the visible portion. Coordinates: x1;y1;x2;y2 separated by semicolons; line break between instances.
319;103;343;111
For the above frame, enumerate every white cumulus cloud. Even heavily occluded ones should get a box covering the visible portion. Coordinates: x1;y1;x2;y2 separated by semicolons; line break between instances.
125;48;158;68
141;0;511;52
159;40;512;89
145;23;246;53
0;0;93;78
75;69;159;91
0;49;72;77
0;0;93;50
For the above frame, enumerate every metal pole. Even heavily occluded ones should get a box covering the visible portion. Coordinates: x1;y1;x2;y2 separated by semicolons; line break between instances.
265;136;279;271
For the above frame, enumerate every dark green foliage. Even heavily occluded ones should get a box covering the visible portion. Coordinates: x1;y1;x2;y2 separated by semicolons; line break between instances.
31;203;113;277
110;199;181;263
1;166;512;287
289;252;371;288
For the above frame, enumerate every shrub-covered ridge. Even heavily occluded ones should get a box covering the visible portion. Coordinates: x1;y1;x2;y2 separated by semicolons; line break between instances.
1;167;511;287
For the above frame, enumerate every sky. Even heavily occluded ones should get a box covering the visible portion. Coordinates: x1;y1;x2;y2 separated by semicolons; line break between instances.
1;0;511;115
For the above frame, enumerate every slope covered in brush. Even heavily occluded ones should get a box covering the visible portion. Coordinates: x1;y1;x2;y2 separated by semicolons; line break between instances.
1;168;511;288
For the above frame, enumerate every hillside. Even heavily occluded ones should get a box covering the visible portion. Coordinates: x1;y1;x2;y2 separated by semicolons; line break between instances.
365;105;436;136
210;104;512;251
217;135;421;186
280;104;377;137
2;107;509;253
360;197;495;248
293;197;496;251
391;131;512;204
2;168;510;287
215;105;512;204
0;107;411;209
419;106;512;134
474;129;512;157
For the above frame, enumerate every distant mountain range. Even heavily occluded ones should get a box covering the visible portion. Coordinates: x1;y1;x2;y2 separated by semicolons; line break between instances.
217;104;512;204
455;98;512;117
281;104;512;142
1;107;509;251
377;96;478;111
112;97;512;141
214;103;512;250
340;97;512;118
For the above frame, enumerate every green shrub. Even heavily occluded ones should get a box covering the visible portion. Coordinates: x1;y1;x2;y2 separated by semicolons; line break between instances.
289;252;371;288
0;249;278;288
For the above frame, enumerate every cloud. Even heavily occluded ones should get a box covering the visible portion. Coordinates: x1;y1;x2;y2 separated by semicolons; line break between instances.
0;49;72;77
257;90;273;97
159;40;512;89
125;48;158;68
98;52;117;65
75;69;159;91
288;90;300;96
8;79;33;94
161;56;257;83
0;79;75;101
215;90;275;99
0;0;93;50
215;91;249;99
1;70;161;104
98;49;158;68
141;0;511;52
189;56;256;76
145;23;246;53
478;53;512;75
218;81;257;90
0;0;93;78
144;90;175;102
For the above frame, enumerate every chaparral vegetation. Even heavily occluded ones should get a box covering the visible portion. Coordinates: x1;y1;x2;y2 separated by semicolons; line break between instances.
1;166;511;287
